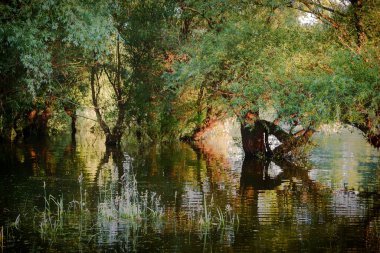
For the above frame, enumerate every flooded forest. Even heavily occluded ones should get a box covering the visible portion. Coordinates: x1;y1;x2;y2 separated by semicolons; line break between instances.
0;0;380;252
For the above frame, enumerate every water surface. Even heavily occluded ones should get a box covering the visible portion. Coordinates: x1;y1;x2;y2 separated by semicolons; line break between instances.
0;129;379;252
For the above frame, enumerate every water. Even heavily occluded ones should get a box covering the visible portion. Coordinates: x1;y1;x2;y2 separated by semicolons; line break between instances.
0;129;379;252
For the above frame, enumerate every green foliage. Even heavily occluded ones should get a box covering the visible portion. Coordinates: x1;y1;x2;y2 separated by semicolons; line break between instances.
118;0;179;141
1;0;379;146
167;0;380;140
0;0;116;138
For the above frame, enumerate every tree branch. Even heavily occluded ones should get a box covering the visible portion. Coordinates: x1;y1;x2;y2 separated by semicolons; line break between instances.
296;0;346;16
182;6;214;29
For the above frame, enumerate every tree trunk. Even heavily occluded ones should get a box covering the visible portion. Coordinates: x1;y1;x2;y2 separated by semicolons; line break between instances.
109;35;126;146
240;111;314;159
64;107;77;138
240;111;273;158
23;108;51;138
105;133;121;146
136;116;142;142
71;114;77;136
368;135;380;149
240;122;267;157
90;64;111;137
90;56;125;146
180;17;192;41
351;0;366;50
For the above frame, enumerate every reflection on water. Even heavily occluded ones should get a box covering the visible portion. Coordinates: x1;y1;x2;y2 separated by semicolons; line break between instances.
0;129;379;252
310;128;380;193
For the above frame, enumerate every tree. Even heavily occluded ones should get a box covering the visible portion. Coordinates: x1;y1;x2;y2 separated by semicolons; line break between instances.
1;0;379;154
0;0;115;141
119;0;178;142
167;0;380;159
290;0;380;147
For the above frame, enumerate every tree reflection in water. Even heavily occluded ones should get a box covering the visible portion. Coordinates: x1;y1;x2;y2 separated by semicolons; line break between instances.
0;132;379;252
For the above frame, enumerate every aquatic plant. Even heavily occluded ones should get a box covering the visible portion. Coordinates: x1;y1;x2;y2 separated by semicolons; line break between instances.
97;172;164;224
96;153;164;228
38;182;64;239
0;226;3;249
10;155;239;249
218;204;239;228
68;173;88;212
95;159;166;249
10;215;20;230
195;195;239;234
171;193;239;239
0;214;22;249
198;195;212;230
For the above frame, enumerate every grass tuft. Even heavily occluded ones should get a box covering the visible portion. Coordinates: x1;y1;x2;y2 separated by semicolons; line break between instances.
1;226;3;249
195;195;239;234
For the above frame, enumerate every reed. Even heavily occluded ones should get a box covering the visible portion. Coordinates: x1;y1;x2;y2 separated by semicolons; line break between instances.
96;166;166;247
97;173;164;224
38;182;64;239
33;169;163;245
19;158;239;247
195;195;239;234
78;173;86;212
66;173;87;213
198;195;212;231
0;226;3;249
11;215;20;229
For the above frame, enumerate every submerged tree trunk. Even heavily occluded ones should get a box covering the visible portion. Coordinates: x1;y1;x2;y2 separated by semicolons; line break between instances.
64;107;77;139
241;121;269;157
71;114;76;136
367;134;380;148
240;112;273;158
105;132;123;146
240;112;314;159
23;108;51;138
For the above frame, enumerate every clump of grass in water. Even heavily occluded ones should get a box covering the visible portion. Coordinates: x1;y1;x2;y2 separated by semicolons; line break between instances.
0;214;22;249
68;173;87;212
14;156;239;247
97;173;164;224
37;182;64;240
32;175;91;244
96;159;165;248
167;193;239;238
197;195;239;234
1;225;3;249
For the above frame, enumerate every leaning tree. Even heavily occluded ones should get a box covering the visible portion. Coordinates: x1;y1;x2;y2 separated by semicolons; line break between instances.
167;0;380;159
